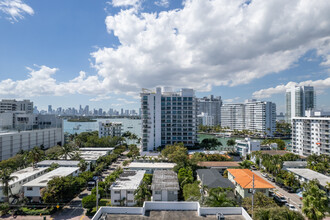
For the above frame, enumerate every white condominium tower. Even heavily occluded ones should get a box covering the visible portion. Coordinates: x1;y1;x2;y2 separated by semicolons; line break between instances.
221;104;245;130
245;100;276;136
286;86;315;122
98;121;122;138
0;99;33;114
197;95;222;126
292;111;330;157
140;87;197;151
221;100;276;136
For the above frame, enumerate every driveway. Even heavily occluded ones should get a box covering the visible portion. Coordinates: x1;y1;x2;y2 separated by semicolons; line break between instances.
253;170;303;212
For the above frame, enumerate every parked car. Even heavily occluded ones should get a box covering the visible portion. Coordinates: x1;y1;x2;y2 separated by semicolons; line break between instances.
285;203;298;211
251;165;257;170
269;191;275;197
261;173;268;178
274;193;287;204
268;177;275;182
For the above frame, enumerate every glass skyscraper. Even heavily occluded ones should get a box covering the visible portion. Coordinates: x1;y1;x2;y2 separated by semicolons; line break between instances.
285;86;315;122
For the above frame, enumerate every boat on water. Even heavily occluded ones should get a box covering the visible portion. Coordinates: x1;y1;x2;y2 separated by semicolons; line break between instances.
73;124;82;130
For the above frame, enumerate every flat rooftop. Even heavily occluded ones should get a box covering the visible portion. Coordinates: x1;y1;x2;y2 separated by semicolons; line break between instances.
105;211;245;220
37;160;80;167
79;148;114;151
283;161;307;168
287;168;330;187
70;150;108;161
188;150;227;155
23;167;79;187
127;162;176;169
197;161;240;168
111;170;145;190
1;167;48;186
151;170;179;191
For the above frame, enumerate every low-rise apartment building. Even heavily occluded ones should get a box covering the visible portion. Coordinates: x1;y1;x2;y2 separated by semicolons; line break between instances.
110;170;145;206
23;167;79;202
0;167;48;202
282;161;307;170
227;169;275;199
125;162;176;174
286;168;330;197
151;170;179;201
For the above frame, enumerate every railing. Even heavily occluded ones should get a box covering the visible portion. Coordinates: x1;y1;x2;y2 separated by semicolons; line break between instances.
92;202;252;220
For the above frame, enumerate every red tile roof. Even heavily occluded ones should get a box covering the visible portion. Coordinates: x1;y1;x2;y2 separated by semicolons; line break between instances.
227;169;275;189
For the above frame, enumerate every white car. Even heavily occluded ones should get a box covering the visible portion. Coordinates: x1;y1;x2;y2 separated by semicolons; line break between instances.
285;203;298;211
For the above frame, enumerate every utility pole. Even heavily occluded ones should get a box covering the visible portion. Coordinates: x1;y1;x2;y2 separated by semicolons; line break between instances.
96;178;99;211
252;174;255;219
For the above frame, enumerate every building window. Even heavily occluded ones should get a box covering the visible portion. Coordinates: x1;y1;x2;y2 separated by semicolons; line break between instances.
155;191;161;194
114;191;120;194
27;187;33;191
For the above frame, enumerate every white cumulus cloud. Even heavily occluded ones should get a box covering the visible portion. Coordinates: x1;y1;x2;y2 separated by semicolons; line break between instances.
0;65;105;98
0;0;34;22
252;77;330;98
155;0;169;8
110;0;140;7
91;0;330;96
2;0;330;99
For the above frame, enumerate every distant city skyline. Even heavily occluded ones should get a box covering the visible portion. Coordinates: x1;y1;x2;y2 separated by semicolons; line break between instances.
1;0;330;114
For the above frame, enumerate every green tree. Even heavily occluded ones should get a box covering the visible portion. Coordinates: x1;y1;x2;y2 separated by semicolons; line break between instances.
302;180;329;220
60;144;76;160
178;167;193;187
41;176;81;203
82;194;96;209
255;207;304;220
261;139;286;150
242;192;277;215
29;146;44;168
161;143;188;163
226;139;236;149
134;182;151;206
0;168;18;202
91;186;105;198
78;160;88;172
127;144;140;158
238;160;254;169
200;138;222;151
182;182;201;201
204;188;236;207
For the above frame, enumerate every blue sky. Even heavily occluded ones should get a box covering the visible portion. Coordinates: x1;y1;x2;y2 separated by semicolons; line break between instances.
0;0;330;113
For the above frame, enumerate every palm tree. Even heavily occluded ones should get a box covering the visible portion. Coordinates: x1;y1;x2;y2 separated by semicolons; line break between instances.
29;146;44;168
226;139;236;150
302;180;328;220
60;144;76;160
204;189;236;207
239;160;254;169
78;160;88;172
0;168;18;202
